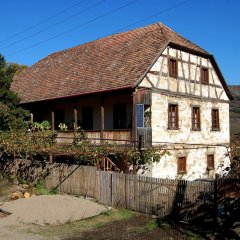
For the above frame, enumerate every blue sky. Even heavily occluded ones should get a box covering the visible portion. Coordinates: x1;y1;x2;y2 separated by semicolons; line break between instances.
0;0;239;85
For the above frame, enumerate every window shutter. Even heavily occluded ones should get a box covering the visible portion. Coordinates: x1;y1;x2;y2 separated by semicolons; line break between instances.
178;157;187;174
176;105;179;128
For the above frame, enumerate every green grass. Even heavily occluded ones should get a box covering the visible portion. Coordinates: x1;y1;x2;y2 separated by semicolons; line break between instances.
145;219;158;231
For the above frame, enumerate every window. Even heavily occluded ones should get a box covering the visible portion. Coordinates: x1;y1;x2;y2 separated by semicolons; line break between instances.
201;67;209;84
169;58;178;77
113;103;126;129
192;107;200;130
168;104;178;129
178;157;187;174
207;154;214;170
136;104;144;128
212;109;220;130
82;107;93;130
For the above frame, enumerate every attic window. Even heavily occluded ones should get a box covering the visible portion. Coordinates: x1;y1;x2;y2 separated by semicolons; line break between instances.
201;67;209;84
169;58;178;78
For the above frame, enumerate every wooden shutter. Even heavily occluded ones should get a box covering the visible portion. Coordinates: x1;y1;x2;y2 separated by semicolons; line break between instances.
201;67;209;84
178;157;187;174
207;155;214;170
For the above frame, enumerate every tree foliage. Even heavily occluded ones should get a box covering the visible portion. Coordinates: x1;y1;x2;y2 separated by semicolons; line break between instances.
228;134;240;178
0;125;165;171
0;53;29;131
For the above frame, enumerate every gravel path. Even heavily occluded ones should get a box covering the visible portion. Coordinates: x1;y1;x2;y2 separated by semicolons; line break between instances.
0;195;107;240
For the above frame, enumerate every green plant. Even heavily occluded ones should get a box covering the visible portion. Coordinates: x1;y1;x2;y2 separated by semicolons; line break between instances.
144;110;151;127
32;121;51;131
101;209;113;216
32;180;50;195
58;122;68;131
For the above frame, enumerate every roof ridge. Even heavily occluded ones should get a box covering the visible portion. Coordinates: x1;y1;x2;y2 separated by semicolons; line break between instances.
157;22;209;54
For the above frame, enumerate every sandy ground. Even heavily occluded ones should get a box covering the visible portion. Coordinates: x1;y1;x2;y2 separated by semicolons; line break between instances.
0;195;107;240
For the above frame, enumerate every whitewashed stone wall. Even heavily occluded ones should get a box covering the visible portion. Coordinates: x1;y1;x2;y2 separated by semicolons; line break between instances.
138;46;231;180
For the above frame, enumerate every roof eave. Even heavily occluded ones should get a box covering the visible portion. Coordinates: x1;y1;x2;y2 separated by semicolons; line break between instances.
19;86;134;105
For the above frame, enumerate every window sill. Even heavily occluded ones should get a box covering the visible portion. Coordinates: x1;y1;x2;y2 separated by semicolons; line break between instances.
211;128;220;132
192;128;201;131
177;171;187;174
169;74;178;78
207;167;214;171
167;127;179;130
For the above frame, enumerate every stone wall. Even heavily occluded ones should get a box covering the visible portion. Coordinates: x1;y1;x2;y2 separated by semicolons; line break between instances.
137;46;230;179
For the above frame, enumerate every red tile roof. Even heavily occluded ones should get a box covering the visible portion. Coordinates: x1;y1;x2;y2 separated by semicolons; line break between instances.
12;22;231;103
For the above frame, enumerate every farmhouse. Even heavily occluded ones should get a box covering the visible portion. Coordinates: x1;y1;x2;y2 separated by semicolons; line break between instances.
11;22;233;180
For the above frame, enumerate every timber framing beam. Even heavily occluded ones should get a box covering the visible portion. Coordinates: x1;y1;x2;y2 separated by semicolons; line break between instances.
151;88;230;104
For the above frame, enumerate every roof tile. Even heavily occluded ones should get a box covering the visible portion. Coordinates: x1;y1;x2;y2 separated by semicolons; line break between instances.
12;22;210;103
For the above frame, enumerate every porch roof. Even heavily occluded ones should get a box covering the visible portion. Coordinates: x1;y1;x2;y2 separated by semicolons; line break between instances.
11;22;233;103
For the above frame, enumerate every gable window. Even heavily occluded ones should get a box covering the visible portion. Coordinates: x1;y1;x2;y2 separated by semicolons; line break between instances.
113;103;126;129
201;67;209;84
168;104;178;129
192;107;201;130
207;154;214;170
169;58;178;78
212;108;220;130
82;107;93;130
178;157;187;174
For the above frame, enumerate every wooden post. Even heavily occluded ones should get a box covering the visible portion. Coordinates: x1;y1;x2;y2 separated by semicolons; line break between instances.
167;47;170;91
30;113;34;123
100;97;104;142
132;91;137;149
51;110;55;131
49;110;55;162
74;108;78;135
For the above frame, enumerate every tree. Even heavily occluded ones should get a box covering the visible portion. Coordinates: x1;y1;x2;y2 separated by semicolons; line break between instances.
0;53;29;131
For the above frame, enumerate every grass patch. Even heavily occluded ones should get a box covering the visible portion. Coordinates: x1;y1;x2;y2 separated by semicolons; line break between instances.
30;208;137;239
145;219;158;231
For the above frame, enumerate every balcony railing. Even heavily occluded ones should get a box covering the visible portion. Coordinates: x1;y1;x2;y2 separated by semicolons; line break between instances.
56;129;132;145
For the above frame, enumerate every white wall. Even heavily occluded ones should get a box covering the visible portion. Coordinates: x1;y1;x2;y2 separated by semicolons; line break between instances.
137;46;231;179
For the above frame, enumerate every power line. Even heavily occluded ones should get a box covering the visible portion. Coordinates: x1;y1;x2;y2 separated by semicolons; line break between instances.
0;0;106;51
109;0;190;36
5;0;190;58
6;0;140;57
0;0;88;44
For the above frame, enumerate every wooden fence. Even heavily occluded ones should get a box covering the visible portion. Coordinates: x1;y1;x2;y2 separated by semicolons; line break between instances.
45;165;99;199
98;172;215;221
44;167;216;221
2;159;239;222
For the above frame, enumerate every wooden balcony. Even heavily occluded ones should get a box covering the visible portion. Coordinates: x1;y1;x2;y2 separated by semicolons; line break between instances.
56;129;132;145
